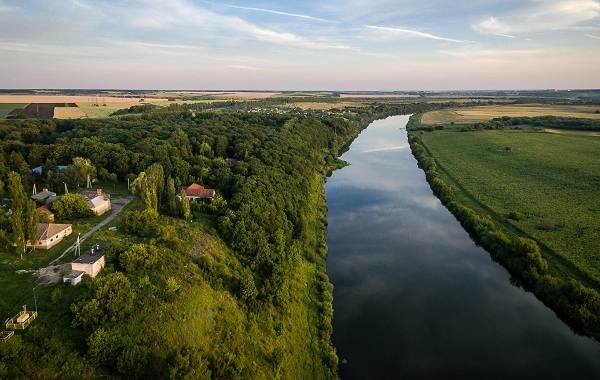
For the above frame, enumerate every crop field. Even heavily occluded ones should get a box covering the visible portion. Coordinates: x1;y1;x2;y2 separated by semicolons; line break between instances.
421;104;600;125
419;129;600;284
52;106;88;119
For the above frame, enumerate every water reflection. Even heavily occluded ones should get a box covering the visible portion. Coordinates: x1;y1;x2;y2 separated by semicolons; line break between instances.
326;116;600;379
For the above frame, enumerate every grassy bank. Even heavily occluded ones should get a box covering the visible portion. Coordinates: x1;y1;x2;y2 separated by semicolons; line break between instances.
406;114;600;340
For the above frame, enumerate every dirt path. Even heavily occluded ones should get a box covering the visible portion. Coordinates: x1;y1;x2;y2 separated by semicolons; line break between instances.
48;196;132;266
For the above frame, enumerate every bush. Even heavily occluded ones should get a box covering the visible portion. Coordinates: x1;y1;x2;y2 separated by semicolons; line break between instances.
167;347;211;380
52;193;93;219
119;243;158;273
121;208;159;237
507;211;520;221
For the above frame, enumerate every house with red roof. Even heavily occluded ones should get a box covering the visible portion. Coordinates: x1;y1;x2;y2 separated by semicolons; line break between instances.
182;183;216;201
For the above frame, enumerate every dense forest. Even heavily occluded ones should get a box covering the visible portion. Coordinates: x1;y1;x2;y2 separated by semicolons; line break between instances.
0;102;450;378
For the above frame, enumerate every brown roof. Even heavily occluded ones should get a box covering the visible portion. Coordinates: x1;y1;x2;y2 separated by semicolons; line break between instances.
37;223;71;240
184;183;216;198
35;205;53;215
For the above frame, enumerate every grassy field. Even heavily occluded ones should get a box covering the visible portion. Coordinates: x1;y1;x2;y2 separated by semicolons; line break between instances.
419;129;600;285
0;103;26;118
421;104;600;125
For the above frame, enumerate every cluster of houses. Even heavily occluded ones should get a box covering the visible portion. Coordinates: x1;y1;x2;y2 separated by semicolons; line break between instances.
26;187;111;250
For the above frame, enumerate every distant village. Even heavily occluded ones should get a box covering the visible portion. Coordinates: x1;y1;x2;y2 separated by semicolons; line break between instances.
1;160;217;342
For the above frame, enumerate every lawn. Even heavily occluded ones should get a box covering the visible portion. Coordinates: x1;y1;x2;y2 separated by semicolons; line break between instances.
421;104;600;125
419;129;600;285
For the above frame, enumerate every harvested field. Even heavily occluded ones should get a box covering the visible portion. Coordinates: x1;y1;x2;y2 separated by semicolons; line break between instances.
53;107;88;119
0;95;167;103
422;104;600;125
7;103;81;119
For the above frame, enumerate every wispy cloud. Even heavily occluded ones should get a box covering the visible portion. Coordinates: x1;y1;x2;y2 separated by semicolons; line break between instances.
0;0;17;12
439;47;545;59
365;25;468;43
127;0;350;50
474;0;600;36
216;3;333;23
586;33;600;39
227;64;272;71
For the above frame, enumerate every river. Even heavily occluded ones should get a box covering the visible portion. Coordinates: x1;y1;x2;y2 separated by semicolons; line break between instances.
326;115;600;379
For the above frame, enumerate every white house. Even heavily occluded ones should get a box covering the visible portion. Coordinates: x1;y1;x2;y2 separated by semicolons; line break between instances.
81;189;111;216
71;243;106;278
27;223;72;250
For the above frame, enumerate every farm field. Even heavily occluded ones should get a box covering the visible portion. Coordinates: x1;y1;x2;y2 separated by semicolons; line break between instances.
0;103;26;118
419;129;600;285
421;104;600;125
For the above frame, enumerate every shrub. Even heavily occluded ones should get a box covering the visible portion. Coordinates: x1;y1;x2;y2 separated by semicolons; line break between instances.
507;211;520;221
121;208;159;237
542;216;554;231
119;243;158;273
167;347;211;380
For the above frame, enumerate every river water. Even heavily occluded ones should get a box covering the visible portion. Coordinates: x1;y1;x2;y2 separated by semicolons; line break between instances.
326;115;600;379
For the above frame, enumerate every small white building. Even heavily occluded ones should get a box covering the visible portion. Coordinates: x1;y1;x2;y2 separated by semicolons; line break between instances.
62;270;84;286
27;223;72;250
71;244;106;278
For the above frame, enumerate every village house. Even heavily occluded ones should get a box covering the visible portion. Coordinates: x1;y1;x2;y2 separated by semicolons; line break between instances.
27;223;72;250
182;183;216;201
35;204;55;222
81;189;111;215
68;243;106;281
31;188;57;204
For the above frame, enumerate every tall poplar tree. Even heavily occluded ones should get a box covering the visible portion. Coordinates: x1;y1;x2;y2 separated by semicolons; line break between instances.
7;171;38;259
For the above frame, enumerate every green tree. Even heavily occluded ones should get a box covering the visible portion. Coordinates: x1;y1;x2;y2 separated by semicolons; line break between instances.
132;163;164;212
179;190;191;221
7;171;38;259
166;177;177;215
70;157;96;188
52;193;93;219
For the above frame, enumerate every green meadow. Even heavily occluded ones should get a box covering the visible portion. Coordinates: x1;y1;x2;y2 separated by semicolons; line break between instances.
419;129;600;286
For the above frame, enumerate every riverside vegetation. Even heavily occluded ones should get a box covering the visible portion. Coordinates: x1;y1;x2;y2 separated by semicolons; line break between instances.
407;113;600;340
0;100;451;378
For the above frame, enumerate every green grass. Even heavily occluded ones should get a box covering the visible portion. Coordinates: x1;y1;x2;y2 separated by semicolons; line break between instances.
419;129;600;286
0;103;26;118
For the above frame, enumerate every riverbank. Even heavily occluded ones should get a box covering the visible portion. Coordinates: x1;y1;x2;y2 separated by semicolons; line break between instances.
406;113;600;341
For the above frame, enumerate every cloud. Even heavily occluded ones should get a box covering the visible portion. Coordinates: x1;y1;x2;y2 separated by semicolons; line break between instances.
439;48;545;58
362;144;409;153
216;3;334;23
128;0;350;50
227;64;271;71
474;0;600;36
365;25;468;43
0;0;16;12
586;33;600;39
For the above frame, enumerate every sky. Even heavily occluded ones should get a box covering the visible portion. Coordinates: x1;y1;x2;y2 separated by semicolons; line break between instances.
0;0;599;90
